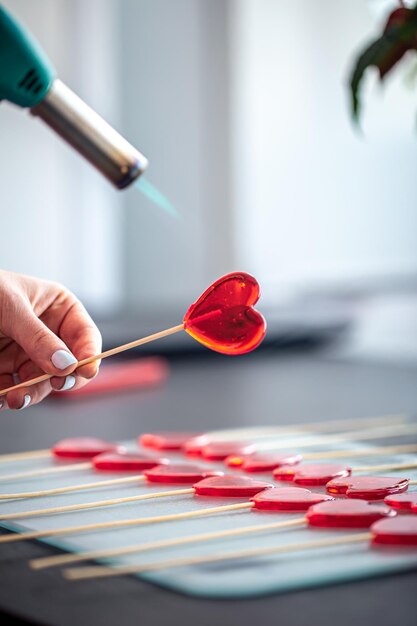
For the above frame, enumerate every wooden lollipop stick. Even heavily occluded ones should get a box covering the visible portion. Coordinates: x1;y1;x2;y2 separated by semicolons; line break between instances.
0;413;408;466
255;422;417;451
0;324;184;396
0;501;255;544
354;462;417;472
64;532;371;581
5;459;417;522
0;488;195;521
0;462;92;483
0;449;51;464
304;443;417;460
204;414;409;441
30;518;307;570
0;474;146;500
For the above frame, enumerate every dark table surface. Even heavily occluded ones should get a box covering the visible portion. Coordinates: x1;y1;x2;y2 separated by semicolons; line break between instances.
0;348;416;626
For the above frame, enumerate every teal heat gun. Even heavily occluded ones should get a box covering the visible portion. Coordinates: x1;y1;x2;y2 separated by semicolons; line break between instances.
0;4;148;189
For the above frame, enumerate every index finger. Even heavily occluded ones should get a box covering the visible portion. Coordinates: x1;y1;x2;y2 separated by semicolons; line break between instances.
58;300;102;380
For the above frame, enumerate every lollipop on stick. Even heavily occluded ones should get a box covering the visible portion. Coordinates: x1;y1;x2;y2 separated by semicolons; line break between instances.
0;272;266;397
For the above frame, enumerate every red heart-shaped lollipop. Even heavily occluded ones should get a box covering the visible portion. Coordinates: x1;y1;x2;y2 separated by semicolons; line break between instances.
183;272;266;355
193;475;273;497
229;452;303;473
201;441;256;461
93;451;169;472
251;487;334;511
182;436;211;456
273;463;352;486
371;516;417;545
326;475;410;500
52;438;121;459
140;432;201;451
307;500;396;528
144;464;223;484
384;492;417;511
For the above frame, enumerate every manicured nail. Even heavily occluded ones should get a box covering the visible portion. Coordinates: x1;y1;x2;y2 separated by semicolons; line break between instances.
51;350;77;370
58;375;76;392
0;400;4;410
18;395;31;410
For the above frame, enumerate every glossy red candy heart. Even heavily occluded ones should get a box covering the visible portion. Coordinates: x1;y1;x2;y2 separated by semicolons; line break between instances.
52;438;121;459
384;492;417;511
201;441;256;461
251;487;334;511
371;516;417;546
182;436;211;456
139;432;201;451
307;500;396;528
193;475;273;497
93;451;168;472
143;464;223;484
273;463;351;486
227;452;303;473
183;272;266;355
326;475;410;500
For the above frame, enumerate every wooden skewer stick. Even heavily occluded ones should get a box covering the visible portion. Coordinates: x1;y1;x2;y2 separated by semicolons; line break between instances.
0;324;184;396
304;443;417;460
200;414;409;441
0;413;408;466
64;532;372;581
2;441;416;485
254;422;417;451
0;449;51;464
0;501;257;544
0;474;146;500
30;517;307;570
0;488;195;520
3;460;417;522
0;462;92;483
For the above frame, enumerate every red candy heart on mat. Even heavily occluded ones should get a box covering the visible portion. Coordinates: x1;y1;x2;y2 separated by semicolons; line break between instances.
307;500;396;528
273;463;351;486
93;451;168;472
183;272;266;355
229;452;303;473
193;475;273;497
371;516;417;546
140;432;201;451
201;441;256;461
326;475;410;500
182;436;211;456
52;438;121;459
144;464;223;484
384;492;417;511
251;487;334;511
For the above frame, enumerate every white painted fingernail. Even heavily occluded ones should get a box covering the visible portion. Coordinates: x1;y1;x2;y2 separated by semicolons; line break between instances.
59;375;76;392
0;401;4;410
51;350;77;370
18;395;31;410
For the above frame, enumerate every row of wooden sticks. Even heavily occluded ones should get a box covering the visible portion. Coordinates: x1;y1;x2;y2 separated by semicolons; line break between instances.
0;413;415;581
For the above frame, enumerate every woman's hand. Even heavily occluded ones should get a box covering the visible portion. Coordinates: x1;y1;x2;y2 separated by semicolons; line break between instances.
0;270;102;410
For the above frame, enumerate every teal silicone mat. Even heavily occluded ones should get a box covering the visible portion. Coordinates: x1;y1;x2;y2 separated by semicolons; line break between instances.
0;434;416;598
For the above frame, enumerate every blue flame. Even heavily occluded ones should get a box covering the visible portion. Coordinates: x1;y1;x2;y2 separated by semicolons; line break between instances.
135;176;179;218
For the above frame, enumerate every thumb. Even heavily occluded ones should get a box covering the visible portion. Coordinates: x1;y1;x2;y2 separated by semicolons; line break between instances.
4;300;78;376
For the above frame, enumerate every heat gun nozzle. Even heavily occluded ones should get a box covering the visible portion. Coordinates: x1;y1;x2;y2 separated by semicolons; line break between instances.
31;79;148;189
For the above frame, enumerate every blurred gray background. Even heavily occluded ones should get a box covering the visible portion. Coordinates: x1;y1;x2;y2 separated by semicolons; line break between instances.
1;0;416;363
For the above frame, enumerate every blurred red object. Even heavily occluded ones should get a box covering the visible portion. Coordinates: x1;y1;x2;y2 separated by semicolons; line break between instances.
51;357;169;399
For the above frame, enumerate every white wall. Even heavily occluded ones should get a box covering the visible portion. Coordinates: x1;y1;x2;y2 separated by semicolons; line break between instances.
0;0;123;310
230;0;417;303
119;0;234;313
